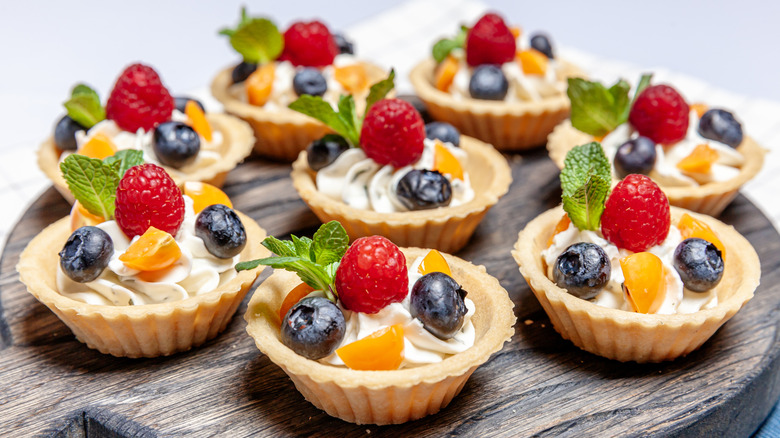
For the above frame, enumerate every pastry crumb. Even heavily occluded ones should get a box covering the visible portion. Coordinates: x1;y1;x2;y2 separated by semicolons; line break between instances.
524;319;533;325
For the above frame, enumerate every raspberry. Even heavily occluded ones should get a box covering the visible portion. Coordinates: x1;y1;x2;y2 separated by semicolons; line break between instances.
106;63;175;133
335;236;408;314
115;164;185;239
360;98;425;168
281;21;338;67
601;174;670;253
465;13;516;67
629;84;690;145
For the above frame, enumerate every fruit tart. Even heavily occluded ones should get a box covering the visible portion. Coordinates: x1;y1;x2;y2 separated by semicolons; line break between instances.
39;63;254;204
17;157;267;358
289;75;511;253
409;12;584;151
547;75;766;215
513;143;760;362
242;222;514;424
210;8;388;160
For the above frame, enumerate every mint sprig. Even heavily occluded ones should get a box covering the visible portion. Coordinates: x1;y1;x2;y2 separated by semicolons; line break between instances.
103;149;145;178
365;69;395;114
219;8;283;63
236;221;349;302
568;74;654;137
63;84;105;129
432;25;468;63
560;142;612;231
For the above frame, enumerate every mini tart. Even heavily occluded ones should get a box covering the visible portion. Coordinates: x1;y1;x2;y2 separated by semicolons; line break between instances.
210;63;387;161
16;211;268;358
290;136;512;253
244;247;515;425
410;58;584;151
38;113;255;204
512;205;760;363
547;121;767;216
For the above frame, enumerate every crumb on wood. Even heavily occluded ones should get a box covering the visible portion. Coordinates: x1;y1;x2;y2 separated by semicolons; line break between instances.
524;319;533;325
541;323;546;328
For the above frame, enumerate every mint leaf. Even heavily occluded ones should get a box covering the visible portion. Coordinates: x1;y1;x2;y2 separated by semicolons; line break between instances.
311;221;349;265
567;78;631;137
235;259;262;271
289;95;359;146
103;149;143;178
432;26;468;63
240;255;332;292
60;154;119;219
337;95;361;142
561;142;611;196
631;73;653;106
261;236;296;257
291;235;313;258
63;84;105;129
229;18;283;63
560;142;612;231
365;69;395;114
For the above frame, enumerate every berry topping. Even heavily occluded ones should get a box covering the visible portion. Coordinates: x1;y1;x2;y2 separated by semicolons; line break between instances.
293;68;328;97
673;238;724;292
397;94;432;123
231;61;258;84
613;136;657;179
676;144;719;174
432;142;464;181
195;204;247;259
279;283;315;323
335;235;408;314
153;121;201;169
54;115;86;151
183;181;232;214
553;242;611;300
336;324;404;370
396;169;453;210
174;97;205;113
360;98;425;167
281;21;338;67
517;49;548;76
417;249;452;276
246;63;275;106
465;13;516;66
115;163;185;238
469;65;509;101
78;133;117;160
105;63;175;133
628;84;690;145
678;213;726;260
59;226;114;283
620;252;667;314
529;33;554;59
306;134;350;171
425;122;460;146
184;100;212;142
119;227;181;271
698;109;743;148
410;272;468;340
281;296;346;360
601;174;670;253
332;32;354;55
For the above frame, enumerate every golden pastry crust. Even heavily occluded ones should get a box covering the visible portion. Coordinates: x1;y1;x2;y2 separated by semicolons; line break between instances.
16;211;268;358
244;247;515;425
290;135;512;253
547;120;767;216
512;205;760;363
38;113;255;204
409;58;584;151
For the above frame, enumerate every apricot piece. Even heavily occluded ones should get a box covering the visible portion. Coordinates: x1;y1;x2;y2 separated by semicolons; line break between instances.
418;249;452;277
119;227;181;271
246;63;276;106
334;64;369;93
182;181;232;214
620;252;666;314
434;55;459;92
336;324;405;370
69;201;106;231
676;144;719;174
279;282;316;322
678;213;726;260
690;103;708;118
185;100;213;142
517;49;548;76
510;26;522;39
432;141;464;181
77;133;116;160
547;215;572;248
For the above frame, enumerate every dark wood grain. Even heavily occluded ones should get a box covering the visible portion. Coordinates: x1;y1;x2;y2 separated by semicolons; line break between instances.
1;150;779;437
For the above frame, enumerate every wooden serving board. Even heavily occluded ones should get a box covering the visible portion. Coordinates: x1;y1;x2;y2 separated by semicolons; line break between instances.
1;149;779;437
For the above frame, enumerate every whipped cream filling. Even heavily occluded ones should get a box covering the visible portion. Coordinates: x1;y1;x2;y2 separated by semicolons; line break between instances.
601;112;745;187
541;222;718;314
320;253;476;368
67;110;224;173
57;196;239;306
315;138;475;213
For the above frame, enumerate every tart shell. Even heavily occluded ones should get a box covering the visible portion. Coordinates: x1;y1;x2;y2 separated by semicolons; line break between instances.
38;113;255;204
290;135;512;253
512;205;760;363
16;211;268;358
547;121;767;216
409;58;584;151
244;247;515;425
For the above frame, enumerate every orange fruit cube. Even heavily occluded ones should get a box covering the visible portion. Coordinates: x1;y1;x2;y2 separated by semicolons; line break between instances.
432;141;464;180
185;100;212;142
77;133;117;160
246;63;276;106
620;252;667;314
678;213;726;260
510;26;522;39
547;214;572;248
676;144;719;174
334;64;369;94
278;282;315;323
336;324;405;370
182;181;232;214
119;227;182;271
690;103;709;118
69;201;106;231
418;249;452;276
434;55;459;92
517;49;548;76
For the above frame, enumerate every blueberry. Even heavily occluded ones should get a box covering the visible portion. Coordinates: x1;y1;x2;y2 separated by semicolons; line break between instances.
396;169;452;210
469;65;508;101
153;121;201;169
281;297;345;360
174;96;205;113
54;115;87;151
673;238;724;292
698;109;743;148
307;134;350;171
530;33;555;59
195;204;247;259
59;226;113;283
293;68;327;97
614;136;657;178
231;61;257;84
410;272;468;339
332;32;355;55
425;122;460;147
397;94;432;123
553;242;611;300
